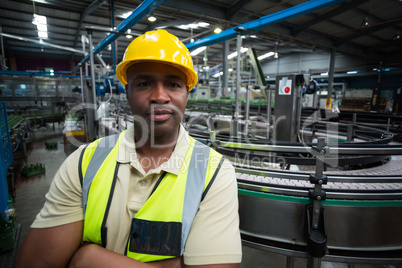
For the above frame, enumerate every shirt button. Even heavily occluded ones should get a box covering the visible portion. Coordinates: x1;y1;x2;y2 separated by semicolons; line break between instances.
139;181;147;186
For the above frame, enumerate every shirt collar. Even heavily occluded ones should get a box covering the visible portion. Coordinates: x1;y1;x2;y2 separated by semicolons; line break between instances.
116;124;191;176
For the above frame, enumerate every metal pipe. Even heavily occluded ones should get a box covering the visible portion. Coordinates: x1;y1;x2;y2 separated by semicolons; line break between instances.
88;30;97;113
0;26;7;70
286;256;294;268
234;28;243;137
327;49;336;108
251;122;256;139
307;255;322;268
387;118;391;133
110;0;117;72
307;137;327;268
352;112;357;140
245;87;250;136
312;138;325;227
1;32;84;55
218;74;222;98
87;29;97;141
296;85;303;138
60;74;65;102
33;75;37;102
222;40;229;96
347;124;353;142
266;88;271;139
79;64;84;103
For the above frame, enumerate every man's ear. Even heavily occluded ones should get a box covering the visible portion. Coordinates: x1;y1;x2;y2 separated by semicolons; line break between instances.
125;85;129;100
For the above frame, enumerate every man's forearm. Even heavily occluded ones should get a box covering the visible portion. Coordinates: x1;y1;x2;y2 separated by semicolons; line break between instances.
69;243;184;268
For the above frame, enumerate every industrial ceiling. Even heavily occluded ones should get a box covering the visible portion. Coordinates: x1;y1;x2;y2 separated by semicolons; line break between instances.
0;0;402;75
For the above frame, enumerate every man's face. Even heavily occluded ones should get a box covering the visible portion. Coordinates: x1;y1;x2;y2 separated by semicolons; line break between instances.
126;62;189;139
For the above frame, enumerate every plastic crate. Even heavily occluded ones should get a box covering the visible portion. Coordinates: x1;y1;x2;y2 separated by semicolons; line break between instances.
0;102;13;218
45;141;58;149
20;164;46;178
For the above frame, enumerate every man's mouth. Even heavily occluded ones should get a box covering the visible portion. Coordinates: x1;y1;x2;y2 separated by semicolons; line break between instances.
149;109;173;122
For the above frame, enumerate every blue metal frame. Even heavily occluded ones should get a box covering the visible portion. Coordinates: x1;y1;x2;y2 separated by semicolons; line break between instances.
186;0;346;51
0;102;13;218
72;0;167;73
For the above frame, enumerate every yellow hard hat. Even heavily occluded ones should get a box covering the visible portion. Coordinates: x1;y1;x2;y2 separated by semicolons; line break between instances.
116;29;198;91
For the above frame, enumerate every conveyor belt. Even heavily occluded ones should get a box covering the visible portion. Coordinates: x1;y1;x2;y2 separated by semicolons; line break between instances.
100;113;402;263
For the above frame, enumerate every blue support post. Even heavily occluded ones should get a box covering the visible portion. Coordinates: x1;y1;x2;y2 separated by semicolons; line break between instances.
0;102;13;219
186;0;346;51
72;0;166;73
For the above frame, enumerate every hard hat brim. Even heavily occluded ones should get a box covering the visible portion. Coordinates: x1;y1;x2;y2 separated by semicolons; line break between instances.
116;59;198;91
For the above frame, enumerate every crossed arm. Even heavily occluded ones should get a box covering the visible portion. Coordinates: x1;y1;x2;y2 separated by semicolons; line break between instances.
16;221;239;268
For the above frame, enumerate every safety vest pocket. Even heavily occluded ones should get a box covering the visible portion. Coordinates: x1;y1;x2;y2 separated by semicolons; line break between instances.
129;218;182;256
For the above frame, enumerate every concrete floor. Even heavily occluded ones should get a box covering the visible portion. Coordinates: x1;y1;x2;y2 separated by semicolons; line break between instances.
8;126;402;268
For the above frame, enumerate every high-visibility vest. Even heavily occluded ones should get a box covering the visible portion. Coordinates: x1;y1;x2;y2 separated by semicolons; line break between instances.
79;131;225;262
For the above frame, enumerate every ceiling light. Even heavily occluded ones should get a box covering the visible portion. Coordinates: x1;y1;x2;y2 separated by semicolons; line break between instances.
125;29;133;39
347;71;358;74
320;72;328;76
32;14;48;39
274;52;278;59
121;12;132;19
227;47;248;59
177;21;210;30
198;22;209;27
258;52;275;60
190;46;206;56
32;14;46;25
148;16;156;22
38;31;48;39
37;24;47;32
393;31;400;40
214;27;222;34
361;16;369;27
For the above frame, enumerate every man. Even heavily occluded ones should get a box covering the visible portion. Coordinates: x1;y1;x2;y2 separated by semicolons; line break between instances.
16;29;242;267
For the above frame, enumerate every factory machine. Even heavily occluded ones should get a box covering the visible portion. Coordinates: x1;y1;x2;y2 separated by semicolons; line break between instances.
183;75;402;267
97;73;402;267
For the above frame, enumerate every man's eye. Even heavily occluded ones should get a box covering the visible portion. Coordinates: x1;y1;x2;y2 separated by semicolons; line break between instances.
168;82;181;88
137;82;150;87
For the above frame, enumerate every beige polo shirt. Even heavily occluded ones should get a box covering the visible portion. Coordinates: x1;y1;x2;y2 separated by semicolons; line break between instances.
32;124;242;265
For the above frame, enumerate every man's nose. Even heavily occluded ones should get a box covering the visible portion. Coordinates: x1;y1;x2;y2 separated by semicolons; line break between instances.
150;82;170;103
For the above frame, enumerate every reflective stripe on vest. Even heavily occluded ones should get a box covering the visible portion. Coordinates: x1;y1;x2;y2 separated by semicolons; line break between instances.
80;131;126;246
80;133;224;262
